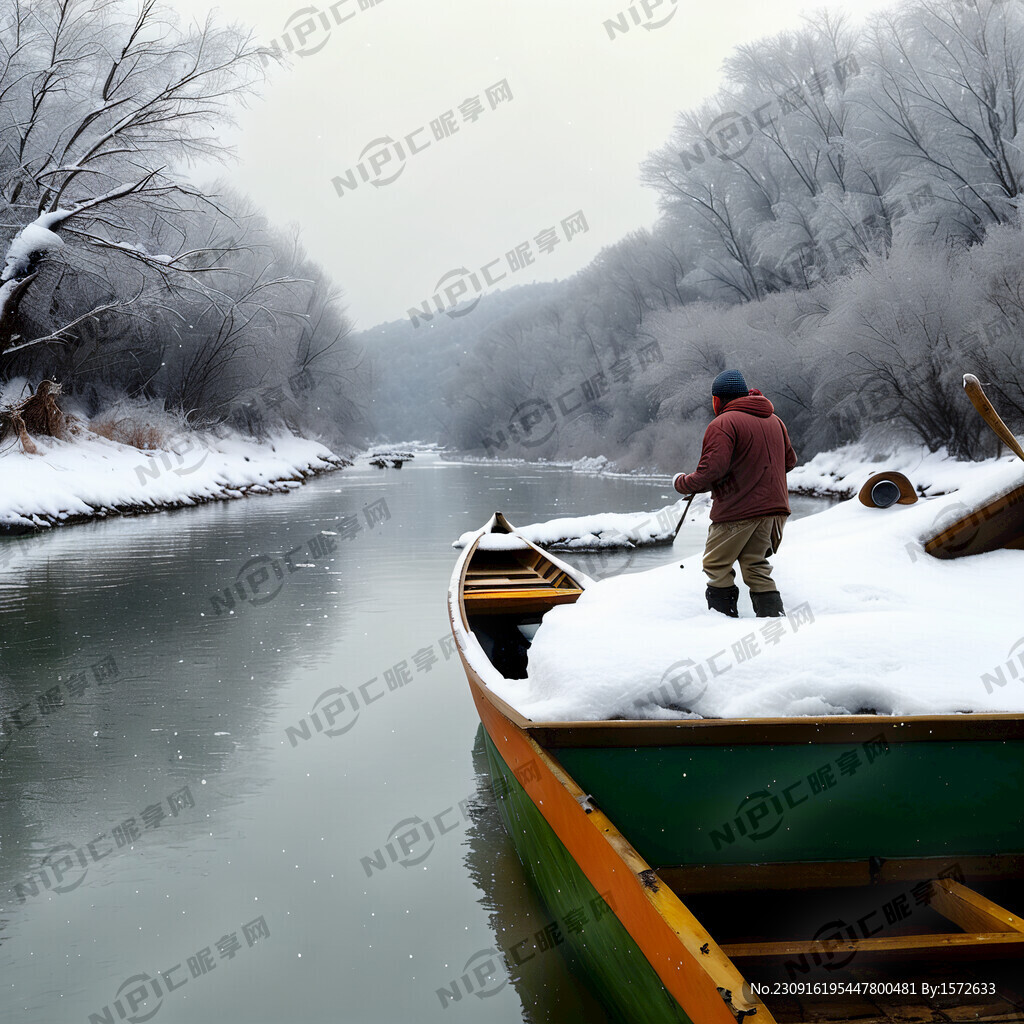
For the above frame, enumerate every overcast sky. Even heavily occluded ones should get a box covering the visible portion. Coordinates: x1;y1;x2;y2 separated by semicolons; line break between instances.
167;0;898;331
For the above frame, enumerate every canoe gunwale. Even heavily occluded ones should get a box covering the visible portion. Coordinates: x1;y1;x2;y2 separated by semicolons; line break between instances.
528;714;1024;746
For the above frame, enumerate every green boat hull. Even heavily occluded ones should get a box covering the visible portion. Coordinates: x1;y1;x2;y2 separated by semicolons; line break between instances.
482;729;694;1024
553;738;1024;868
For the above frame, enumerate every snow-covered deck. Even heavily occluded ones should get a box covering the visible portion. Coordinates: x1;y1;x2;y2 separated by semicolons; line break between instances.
490;458;1024;721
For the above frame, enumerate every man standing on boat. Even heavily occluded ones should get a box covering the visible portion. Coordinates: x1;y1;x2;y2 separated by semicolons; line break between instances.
673;370;797;619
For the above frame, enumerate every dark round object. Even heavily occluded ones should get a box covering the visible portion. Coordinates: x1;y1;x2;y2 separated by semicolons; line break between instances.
870;480;901;508
711;369;749;399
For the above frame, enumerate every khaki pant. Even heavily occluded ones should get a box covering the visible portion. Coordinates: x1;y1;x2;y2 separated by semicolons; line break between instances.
703;515;786;592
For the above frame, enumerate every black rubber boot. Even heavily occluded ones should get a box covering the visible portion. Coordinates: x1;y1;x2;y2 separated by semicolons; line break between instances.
751;591;785;617
706;585;739;618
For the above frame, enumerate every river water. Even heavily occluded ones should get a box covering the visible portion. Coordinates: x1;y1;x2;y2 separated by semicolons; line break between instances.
0;454;828;1024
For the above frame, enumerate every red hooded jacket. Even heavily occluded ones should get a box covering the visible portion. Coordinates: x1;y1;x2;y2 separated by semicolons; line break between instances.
674;391;797;523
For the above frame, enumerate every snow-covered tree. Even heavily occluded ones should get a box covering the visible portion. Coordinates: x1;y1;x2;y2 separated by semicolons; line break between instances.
0;0;263;363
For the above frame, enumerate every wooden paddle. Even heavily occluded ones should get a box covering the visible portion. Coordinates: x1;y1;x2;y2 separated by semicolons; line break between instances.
963;374;1024;462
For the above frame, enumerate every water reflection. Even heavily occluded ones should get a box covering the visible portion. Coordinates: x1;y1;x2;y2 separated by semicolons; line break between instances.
461;725;613;1023
0;498;364;901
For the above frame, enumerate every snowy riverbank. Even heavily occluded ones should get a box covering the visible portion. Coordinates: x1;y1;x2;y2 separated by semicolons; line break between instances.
786;443;1019;499
0;430;347;533
449;442;1022;502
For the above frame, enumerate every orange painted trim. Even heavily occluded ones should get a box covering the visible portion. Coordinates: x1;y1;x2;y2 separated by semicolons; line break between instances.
462;658;767;1024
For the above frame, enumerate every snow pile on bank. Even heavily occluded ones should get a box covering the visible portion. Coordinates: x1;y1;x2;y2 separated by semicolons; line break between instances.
787;443;1017;498
0;429;345;531
453;500;691;551
490;458;1024;720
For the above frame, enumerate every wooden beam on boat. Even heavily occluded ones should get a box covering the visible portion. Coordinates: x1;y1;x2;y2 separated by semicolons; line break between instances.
465;568;542;578
779;999;1024;1024
529;714;1024;748
463;589;583;615
721;930;1024;962
468;581;557;589
930;878;1024;935
657;855;1024;893
924;482;1024;559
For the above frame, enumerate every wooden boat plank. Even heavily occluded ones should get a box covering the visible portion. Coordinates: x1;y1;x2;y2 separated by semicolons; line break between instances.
463;592;583;615
925;482;1024;559
783;1004;1024;1024
465;571;544;581
658;855;1024;893
930;878;1024;935
722;931;1024;960
531;714;1024;747
466;581;557;589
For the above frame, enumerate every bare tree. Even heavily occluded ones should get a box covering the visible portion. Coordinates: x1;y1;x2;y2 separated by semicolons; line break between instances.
0;0;268;359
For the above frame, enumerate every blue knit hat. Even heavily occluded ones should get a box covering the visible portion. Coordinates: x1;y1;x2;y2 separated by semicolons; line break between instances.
711;369;748;399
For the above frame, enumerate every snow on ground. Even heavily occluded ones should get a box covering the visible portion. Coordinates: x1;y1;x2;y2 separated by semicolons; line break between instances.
787;442;1017;498
452;500;687;550
0;429;345;531
490;457;1024;721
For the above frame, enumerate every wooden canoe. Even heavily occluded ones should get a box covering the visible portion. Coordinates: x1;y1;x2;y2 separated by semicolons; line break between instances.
448;512;1024;1024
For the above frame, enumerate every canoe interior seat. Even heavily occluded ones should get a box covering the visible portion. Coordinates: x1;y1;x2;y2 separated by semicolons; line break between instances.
659;871;1024;1022
463;548;582;615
